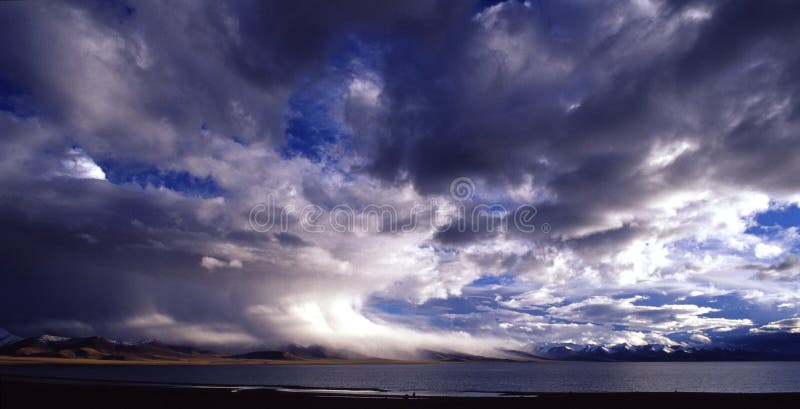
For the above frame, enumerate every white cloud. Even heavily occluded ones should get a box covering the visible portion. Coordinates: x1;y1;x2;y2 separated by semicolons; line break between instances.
120;313;259;346
754;243;783;259
500;287;564;309
348;78;381;107
200;256;242;270
546;296;753;334
750;317;800;334
58;148;106;180
246;298;512;358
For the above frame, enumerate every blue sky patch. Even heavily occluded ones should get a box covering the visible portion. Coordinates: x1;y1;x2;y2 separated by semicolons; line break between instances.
99;160;224;198
754;204;800;228
283;81;348;163
747;204;800;238
0;78;35;118
470;274;516;287
281;35;384;166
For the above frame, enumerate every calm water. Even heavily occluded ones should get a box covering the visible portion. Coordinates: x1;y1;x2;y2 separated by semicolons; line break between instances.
2;362;800;393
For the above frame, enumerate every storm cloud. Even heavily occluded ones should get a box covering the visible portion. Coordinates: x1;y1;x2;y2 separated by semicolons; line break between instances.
1;0;799;356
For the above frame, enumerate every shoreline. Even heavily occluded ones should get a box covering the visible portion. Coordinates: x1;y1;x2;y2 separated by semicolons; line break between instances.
2;378;799;409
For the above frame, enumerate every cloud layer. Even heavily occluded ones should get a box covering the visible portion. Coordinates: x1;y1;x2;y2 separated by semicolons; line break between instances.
1;0;799;356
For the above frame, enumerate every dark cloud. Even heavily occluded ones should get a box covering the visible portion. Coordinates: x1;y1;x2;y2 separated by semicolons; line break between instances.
0;179;241;331
275;232;312;247
0;0;471;161
749;255;800;282
346;0;800;241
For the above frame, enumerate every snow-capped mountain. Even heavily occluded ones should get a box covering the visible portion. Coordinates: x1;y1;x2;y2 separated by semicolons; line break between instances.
527;332;800;361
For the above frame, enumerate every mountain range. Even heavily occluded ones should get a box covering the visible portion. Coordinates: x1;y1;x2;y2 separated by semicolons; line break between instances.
0;334;214;361
527;333;800;361
1;328;798;363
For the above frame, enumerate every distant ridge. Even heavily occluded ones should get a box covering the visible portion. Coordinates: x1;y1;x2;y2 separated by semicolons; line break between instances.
0;333;215;361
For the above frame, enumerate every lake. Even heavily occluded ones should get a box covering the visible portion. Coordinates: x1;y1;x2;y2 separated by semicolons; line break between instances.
2;362;800;394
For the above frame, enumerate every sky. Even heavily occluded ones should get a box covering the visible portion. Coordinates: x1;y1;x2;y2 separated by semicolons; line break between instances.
0;0;799;357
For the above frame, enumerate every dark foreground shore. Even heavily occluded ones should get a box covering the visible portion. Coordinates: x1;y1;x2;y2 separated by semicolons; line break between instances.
2;378;799;409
